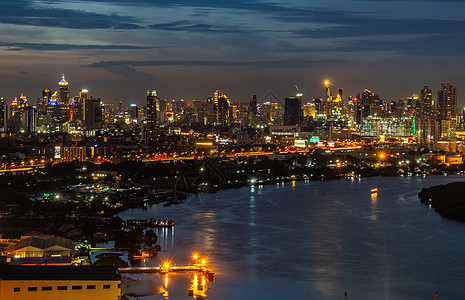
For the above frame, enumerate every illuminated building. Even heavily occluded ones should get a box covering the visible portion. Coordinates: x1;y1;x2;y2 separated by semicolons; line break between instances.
355;89;383;124
76;89;88;121
21;106;37;134
60;146;87;162
5;235;74;260
420;85;434;119
128;103;138;121
361;116;414;137
283;96;302;126
303;102;316;125
0;265;121;300
437;82;456;120
146;90;157;131
260;101;279;125
214;90;231;125
57;75;70;105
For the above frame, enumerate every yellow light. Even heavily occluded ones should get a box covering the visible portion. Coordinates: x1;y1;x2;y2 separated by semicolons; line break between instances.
193;254;198;260
201;260;206;265
165;264;169;268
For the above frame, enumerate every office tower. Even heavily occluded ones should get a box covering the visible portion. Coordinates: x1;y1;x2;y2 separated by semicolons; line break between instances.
303;102;316;126
437;82;456;120
22;106;37;133
324;81;331;118
76;89;88;121
146;90;157;131
85;97;102;130
213;90;230;125
57;75;70;105
129;103;138;121
284;96;302;126
216;92;230;125
420;85;433;119
250;94;258;116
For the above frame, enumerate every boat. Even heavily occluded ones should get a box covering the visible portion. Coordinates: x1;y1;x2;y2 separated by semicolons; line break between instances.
148;219;175;228
371;188;378;193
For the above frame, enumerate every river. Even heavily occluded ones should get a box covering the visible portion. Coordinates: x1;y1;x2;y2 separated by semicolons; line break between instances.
117;175;465;300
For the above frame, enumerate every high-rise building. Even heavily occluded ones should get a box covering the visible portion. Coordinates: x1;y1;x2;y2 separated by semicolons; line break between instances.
146;90;157;131
420;85;434;120
250;94;258;116
214;90;230;125
22;106;37;133
437;82;456;120
57;75;70;105
85;97;102;130
77;89;88;121
283;96;302;126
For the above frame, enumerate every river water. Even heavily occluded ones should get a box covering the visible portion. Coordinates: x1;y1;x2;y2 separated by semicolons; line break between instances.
118;175;465;300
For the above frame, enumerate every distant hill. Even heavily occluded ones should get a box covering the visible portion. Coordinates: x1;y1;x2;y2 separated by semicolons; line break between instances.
418;182;465;222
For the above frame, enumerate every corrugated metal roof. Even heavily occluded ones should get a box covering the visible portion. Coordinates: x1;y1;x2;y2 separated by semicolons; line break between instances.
14;236;74;251
1;266;120;281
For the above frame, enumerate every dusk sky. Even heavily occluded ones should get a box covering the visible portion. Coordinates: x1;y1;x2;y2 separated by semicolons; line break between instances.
2;0;465;106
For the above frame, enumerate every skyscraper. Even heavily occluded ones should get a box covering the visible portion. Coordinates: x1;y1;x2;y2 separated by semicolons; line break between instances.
437;82;456;120
284;96;302;126
146;90;157;131
85;97;102;130
57;75;70;105
250;94;258;116
420;85;433;119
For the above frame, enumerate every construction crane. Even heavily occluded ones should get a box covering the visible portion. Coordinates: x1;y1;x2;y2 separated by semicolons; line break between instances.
295;84;302;97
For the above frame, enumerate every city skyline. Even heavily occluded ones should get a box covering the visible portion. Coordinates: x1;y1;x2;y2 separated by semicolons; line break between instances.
2;1;465;105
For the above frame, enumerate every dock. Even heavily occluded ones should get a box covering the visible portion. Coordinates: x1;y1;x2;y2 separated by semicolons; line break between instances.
119;265;215;281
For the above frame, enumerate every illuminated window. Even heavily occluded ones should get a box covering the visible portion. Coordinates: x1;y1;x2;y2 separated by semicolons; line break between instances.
103;285;111;289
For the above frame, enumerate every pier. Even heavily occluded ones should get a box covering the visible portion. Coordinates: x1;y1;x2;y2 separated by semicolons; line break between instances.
118;253;215;281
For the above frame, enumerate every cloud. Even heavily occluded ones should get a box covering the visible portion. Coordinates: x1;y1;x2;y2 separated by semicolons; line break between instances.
0;0;142;29
100;64;157;82
294;18;465;38
148;21;246;33
86;58;346;69
0;42;157;51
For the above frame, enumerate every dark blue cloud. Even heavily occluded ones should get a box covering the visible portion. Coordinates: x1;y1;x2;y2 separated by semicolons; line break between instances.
293;18;465;38
0;0;142;29
0;42;157;51
148;21;246;33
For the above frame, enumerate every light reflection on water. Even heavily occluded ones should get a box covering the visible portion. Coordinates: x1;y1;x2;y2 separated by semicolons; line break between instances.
118;175;465;300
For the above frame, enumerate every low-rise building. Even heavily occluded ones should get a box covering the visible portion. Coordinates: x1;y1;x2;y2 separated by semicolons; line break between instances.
0;265;121;300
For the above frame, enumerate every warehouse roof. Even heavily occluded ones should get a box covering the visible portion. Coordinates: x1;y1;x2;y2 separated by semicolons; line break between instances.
0;265;120;281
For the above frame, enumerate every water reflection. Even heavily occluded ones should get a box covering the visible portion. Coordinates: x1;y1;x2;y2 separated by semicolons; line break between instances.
162;274;169;298
188;273;208;298
371;192;378;221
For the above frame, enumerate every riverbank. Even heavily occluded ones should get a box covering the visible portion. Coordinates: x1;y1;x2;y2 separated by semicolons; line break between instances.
418;181;465;222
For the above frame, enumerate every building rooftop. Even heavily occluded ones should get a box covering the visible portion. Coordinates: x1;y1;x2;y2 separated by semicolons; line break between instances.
0;265;120;281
